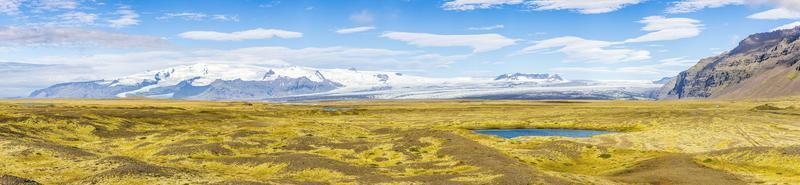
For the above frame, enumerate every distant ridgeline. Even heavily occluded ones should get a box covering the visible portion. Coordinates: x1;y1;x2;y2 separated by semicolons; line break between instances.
658;26;800;99
30;63;664;101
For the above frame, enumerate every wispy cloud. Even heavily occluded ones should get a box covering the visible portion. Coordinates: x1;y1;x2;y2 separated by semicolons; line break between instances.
748;8;800;20
528;0;643;14
59;11;97;24
625;16;703;43
551;57;696;76
442;0;643;14
157;12;240;22
17;46;470;89
0;26;167;48
519;36;650;63
468;24;505;31
349;10;374;24
442;0;525;11
0;62;93;98
772;21;800;31
0;0;24;15
381;32;516;53
178;28;303;41
748;0;800;18
211;14;239;21
336;26;375;34
668;0;800;20
31;0;79;11
666;0;743;14
108;6;140;28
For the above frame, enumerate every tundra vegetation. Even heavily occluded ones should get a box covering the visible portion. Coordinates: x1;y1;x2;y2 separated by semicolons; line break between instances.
0;98;799;184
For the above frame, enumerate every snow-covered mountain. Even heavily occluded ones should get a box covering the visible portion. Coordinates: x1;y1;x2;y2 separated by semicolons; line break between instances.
30;63;663;101
494;73;564;82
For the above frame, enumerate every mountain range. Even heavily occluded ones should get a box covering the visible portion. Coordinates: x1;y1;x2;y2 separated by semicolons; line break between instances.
38;25;800;102
658;26;800;99
30;63;662;101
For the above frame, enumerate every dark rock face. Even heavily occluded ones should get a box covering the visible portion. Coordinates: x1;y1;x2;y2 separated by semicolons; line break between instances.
658;27;800;99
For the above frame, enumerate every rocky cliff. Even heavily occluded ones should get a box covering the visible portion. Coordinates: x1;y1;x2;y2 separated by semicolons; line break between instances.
658;27;800;99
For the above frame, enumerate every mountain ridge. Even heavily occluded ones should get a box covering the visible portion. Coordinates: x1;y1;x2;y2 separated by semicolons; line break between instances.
658;26;800;99
30;63;663;101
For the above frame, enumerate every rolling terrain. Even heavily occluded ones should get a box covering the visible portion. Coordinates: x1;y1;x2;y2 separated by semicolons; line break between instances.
1;98;799;184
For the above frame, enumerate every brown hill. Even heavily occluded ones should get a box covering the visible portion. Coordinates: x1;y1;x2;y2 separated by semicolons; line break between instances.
658;27;800;99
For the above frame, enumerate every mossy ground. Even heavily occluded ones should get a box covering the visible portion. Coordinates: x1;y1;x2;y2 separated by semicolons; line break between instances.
0;98;799;184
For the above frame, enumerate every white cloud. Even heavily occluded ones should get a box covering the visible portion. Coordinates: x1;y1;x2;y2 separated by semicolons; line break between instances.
748;8;800;20
336;26;376;34
108;6;139;28
0;0;24;15
381;32;516;53
625;16;703;43
666;0;744;13
59;12;97;24
15;46;468;90
520;36;650;63
158;12;207;21
31;0;78;11
468;24;505;31
529;0;643;14
553;57;696;76
0;26;167;48
442;0;525;11
668;0;800;19
1;0;82;15
657;57;698;67
747;0;800;19
157;12;239;22
442;0;642;14
349;10;374;24
0;62;93;98
772;21;800;31
179;28;303;41
211;14;239;22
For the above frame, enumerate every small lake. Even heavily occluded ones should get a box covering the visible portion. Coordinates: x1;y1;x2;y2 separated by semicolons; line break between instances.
474;129;614;138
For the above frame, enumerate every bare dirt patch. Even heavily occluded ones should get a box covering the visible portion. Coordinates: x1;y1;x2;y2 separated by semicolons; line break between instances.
609;155;746;185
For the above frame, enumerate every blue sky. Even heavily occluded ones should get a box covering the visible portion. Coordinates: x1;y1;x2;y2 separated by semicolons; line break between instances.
2;0;800;97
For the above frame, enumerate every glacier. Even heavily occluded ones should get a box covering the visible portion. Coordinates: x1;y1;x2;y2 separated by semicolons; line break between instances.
30;63;662;101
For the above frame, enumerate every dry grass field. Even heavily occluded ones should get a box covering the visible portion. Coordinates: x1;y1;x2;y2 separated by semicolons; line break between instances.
1;98;799;184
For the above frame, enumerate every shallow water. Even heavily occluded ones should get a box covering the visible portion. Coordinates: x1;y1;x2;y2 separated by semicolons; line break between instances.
474;129;613;138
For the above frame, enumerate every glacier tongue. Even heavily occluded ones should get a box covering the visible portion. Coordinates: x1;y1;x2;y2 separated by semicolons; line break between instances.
30;63;662;101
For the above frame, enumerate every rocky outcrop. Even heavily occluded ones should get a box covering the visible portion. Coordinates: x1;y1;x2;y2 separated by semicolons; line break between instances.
658;27;800;99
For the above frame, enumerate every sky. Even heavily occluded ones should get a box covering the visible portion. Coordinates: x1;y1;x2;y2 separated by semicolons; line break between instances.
1;0;800;97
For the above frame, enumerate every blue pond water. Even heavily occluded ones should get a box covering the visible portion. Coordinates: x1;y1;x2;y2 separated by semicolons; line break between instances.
474;129;613;138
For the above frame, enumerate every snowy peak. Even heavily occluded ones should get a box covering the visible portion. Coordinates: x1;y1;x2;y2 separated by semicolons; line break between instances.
84;63;469;99
31;63;662;101
494;73;565;82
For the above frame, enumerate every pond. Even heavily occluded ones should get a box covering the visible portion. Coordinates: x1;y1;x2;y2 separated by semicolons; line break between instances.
474;129;614;139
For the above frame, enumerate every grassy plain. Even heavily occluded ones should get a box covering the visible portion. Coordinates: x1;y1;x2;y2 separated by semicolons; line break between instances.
0;98;799;184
